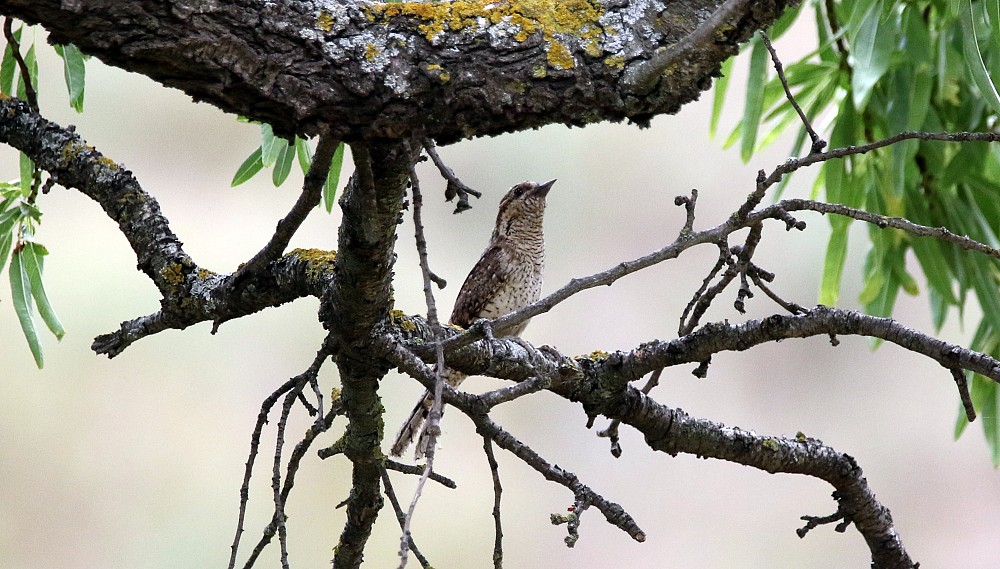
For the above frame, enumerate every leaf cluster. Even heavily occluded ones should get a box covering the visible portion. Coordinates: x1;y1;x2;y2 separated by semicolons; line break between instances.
717;0;1000;463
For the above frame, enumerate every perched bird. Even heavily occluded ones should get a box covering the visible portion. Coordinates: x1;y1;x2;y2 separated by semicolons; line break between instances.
390;179;556;459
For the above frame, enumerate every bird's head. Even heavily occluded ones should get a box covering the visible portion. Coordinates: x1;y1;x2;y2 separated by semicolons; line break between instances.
494;179;555;238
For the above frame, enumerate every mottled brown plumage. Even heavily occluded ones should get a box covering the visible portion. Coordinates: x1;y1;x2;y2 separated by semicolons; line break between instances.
390;179;554;459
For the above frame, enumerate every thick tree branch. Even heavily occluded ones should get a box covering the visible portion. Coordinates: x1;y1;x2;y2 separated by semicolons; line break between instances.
0;0;795;142
323;140;416;569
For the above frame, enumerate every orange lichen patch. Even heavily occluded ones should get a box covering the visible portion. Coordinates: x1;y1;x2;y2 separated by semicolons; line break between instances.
366;0;605;68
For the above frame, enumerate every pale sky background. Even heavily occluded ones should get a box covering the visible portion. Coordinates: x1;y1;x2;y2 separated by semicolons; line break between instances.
1;15;998;569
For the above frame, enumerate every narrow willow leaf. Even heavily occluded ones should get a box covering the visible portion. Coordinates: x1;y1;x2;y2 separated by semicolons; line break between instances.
21;241;64;339
819;219;851;306
56;43;86;113
271;141;294;187
19;152;33;197
9;248;43;368
261;123;282;168
15;41;37;100
961;0;1000;117
849;0;892;109
971;374;1000;465
323;142;345;213
231;147;263;187
0;25;20;95
740;35;767;163
710;58;733;138
768;1;804;40
295;136;312;174
0;231;11;275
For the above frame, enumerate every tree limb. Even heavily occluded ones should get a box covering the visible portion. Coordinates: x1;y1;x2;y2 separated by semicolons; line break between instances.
0;0;796;142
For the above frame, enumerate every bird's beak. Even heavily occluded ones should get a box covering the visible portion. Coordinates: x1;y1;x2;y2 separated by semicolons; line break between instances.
536;179;556;197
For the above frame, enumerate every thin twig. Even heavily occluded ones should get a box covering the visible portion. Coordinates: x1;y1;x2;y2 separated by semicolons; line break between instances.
398;163;448;569
597;368;663;458
949;367;977;422
228;135;340;295
423;138;482;213
229;349;330;569
380;468;433;569
674;189;699;237
384;459;458;489
272;383;301;569
483;437;504;569
383;341;646;543
798;504;852;537
3;18;37;112
440;129;1000;354
754;198;1000;261
760;32;825;154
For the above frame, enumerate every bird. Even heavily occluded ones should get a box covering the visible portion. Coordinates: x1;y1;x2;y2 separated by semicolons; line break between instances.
390;179;555;459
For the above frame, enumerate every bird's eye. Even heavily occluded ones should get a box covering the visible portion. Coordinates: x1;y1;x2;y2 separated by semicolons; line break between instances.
513;187;525;197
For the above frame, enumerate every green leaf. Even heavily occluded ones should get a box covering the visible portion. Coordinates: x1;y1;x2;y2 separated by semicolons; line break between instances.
820;219;851;306
0;24;20;95
15;41;37;101
9;248;43;368
55;43;87;113
261;123;282;168
740;35;768;162
323;142;345;213
960;0;1000;117
710;58;733;138
20;241;64;339
271;141;294;187
295;137;312;174
848;0;892;110
0;231;12;275
768;2;804;40
231;147;263;187
19;152;33;197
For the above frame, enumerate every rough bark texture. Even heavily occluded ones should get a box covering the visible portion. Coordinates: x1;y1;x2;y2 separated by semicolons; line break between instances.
0;0;794;143
321;141;417;569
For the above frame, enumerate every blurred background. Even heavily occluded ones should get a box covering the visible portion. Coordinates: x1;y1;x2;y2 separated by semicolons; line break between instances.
1;17;998;569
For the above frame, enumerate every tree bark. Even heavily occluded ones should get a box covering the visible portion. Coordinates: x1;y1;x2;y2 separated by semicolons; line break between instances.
0;0;795;142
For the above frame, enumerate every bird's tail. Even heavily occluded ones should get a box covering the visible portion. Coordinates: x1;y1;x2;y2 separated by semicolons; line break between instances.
389;390;433;458
389;368;467;459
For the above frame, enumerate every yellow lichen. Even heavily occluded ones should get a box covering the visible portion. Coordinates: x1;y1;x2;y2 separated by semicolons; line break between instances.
389;309;418;332
545;40;574;70
160;263;185;286
583;350;609;361
289;248;337;283
317;10;335;31
603;54;625;69
366;0;605;69
426;64;451;82
531;64;547;78
364;42;380;61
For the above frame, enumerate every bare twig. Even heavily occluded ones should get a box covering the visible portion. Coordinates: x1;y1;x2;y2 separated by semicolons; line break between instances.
760;32;825;154
228;135;340;298
384;459;458;489
380;468;432;569
423;138;482;214
598;368;664;458
949;368;977;422
398;163;449;569
382;340;647;544
483;437;504;569
674;189;699;237
3;18;37;112
755;198;1000;260
798;503;852;537
233;350;335;569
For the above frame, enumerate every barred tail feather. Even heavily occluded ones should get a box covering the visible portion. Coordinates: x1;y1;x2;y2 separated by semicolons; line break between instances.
389;390;432;458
